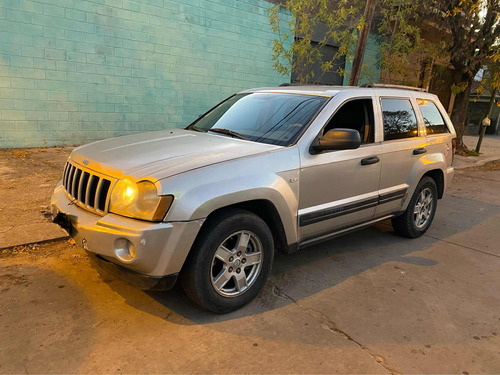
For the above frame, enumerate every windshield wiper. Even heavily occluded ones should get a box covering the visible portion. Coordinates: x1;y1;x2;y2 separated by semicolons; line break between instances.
208;128;248;140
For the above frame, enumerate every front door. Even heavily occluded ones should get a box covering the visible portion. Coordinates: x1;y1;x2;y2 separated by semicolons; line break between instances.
298;98;381;241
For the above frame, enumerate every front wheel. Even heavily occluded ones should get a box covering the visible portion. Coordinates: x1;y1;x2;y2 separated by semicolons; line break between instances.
181;209;274;313
392;176;438;238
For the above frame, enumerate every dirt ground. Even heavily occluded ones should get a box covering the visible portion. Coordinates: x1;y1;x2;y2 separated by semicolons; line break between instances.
0;147;72;248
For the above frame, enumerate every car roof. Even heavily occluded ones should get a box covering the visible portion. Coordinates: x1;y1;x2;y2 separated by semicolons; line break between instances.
239;85;347;97
239;85;439;100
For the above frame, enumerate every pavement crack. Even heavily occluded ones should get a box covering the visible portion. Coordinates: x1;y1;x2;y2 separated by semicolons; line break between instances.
271;284;400;375
0;225;13;234
424;234;500;259
165;310;173;321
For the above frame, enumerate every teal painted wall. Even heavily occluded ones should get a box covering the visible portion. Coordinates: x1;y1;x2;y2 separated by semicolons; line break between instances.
343;33;381;86
0;0;292;148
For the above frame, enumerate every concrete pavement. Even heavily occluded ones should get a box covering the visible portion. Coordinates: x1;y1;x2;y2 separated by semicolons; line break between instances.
453;134;500;169
1;163;499;373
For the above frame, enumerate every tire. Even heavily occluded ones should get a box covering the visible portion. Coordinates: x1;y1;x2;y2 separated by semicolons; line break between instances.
181;209;274;313
391;176;438;238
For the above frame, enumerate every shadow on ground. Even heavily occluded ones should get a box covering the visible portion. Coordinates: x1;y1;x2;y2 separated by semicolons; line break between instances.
98;191;500;325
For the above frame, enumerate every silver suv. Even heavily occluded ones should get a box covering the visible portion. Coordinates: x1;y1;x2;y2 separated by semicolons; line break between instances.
51;85;456;313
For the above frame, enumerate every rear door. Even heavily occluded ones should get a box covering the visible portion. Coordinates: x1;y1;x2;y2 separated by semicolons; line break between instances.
375;96;427;217
416;97;454;168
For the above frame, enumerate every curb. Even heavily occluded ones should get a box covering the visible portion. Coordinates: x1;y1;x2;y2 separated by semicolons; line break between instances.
0;235;70;252
454;157;500;170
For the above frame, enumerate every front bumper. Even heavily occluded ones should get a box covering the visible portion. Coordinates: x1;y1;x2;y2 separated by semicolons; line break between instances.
51;182;203;281
445;166;454;193
87;252;178;291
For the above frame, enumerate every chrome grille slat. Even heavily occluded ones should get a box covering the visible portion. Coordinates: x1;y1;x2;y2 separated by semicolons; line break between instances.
67;165;76;194
62;161;114;215
62;162;69;186
87;175;100;208
79;172;90;204
97;179;111;212
72;169;82;198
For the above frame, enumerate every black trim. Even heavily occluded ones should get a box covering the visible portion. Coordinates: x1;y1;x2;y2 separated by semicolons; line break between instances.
298;188;407;227
87;252;178;291
378;188;407;204
361;156;380;165
299;197;379;227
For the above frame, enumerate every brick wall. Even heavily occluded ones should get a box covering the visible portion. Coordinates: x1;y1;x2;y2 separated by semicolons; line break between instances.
0;0;292;148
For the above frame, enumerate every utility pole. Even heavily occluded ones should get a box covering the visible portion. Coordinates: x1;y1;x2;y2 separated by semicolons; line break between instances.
475;89;497;153
348;0;377;86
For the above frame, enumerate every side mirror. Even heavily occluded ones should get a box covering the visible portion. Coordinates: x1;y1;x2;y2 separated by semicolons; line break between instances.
311;128;361;152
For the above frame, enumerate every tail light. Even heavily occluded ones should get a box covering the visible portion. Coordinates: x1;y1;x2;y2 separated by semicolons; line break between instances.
452;138;456;163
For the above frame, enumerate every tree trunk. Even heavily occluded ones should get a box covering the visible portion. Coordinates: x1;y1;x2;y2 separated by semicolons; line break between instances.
450;75;474;152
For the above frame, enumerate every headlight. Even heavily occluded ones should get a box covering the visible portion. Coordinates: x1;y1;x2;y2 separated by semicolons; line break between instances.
109;179;173;221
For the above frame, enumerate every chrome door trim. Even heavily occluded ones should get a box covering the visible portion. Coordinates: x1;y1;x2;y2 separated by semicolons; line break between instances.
378;184;408;204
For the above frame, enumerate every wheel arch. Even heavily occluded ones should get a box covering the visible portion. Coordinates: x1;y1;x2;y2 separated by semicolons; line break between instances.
195;199;292;255
422;169;445;199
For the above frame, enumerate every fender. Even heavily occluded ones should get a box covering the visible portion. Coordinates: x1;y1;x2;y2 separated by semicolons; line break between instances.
402;152;446;209
156;147;301;245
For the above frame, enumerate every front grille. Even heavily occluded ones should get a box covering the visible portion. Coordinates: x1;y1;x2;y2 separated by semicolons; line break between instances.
62;161;115;214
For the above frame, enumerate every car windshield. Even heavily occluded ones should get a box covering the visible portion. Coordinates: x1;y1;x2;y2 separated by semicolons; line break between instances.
186;93;328;146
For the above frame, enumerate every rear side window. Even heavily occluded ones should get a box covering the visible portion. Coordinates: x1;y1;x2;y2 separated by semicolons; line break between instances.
381;98;418;141
417;99;449;135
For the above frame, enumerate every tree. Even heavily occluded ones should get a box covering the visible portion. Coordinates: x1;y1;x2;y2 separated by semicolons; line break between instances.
418;0;500;151
348;0;376;85
475;54;500;150
268;0;365;84
376;0;444;86
268;0;437;85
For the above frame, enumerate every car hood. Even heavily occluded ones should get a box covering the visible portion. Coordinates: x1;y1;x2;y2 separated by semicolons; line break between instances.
69;129;282;181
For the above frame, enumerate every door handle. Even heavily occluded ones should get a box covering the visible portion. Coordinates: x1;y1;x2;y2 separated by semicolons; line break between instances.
413;148;427;155
360;156;380;166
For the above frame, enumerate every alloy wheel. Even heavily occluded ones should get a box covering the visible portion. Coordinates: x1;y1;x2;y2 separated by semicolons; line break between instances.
210;230;263;297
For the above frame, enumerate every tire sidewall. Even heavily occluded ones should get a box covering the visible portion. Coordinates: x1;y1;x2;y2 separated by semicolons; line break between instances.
407;177;438;237
187;212;274;313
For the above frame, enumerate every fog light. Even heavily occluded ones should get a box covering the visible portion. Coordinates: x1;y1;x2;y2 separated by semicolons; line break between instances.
114;238;136;261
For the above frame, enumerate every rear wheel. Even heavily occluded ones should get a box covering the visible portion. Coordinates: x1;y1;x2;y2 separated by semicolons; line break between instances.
392;176;438;238
182;209;274;313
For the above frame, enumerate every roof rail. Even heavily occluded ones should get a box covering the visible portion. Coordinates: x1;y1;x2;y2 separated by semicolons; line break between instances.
360;83;427;92
279;82;333;87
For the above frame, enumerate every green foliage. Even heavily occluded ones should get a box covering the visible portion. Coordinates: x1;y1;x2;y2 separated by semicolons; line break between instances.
451;82;468;94
420;0;500;80
376;0;447;85
267;0;364;84
418;0;500;146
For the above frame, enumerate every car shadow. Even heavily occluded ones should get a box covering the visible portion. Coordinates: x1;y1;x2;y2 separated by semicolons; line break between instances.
101;193;500;324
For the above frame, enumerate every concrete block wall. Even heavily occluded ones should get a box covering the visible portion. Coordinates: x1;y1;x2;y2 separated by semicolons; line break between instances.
0;0;292;148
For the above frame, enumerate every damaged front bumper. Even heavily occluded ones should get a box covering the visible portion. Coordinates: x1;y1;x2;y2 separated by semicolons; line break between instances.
51;182;203;290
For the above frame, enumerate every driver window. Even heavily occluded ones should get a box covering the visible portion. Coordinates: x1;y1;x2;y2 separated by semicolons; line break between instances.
323;99;375;144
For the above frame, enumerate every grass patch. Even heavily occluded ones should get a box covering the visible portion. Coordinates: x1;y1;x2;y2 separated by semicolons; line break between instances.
456;149;480;157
